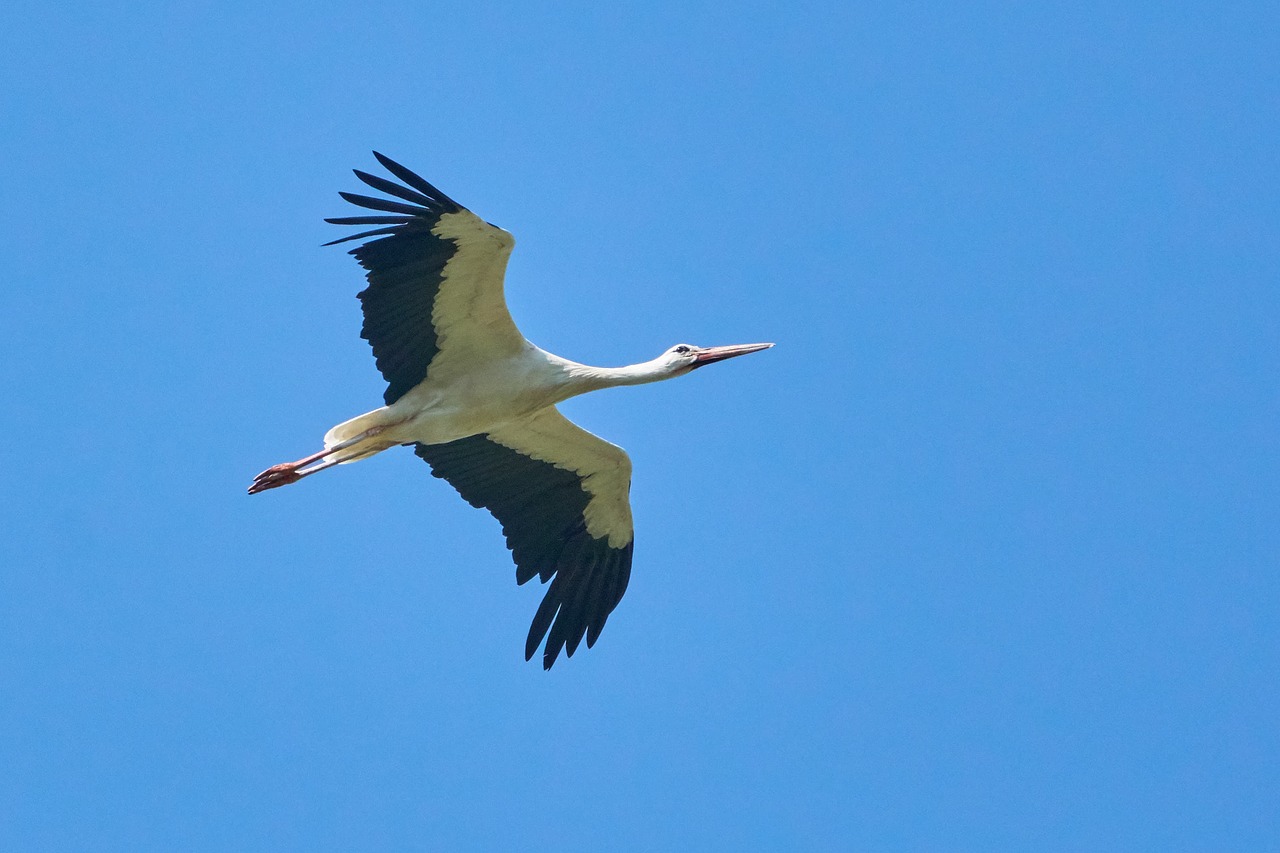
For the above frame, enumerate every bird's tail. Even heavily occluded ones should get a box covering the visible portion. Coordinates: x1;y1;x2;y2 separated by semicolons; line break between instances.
323;407;397;464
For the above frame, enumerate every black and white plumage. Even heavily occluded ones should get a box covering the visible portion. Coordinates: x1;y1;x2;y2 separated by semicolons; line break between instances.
249;153;772;668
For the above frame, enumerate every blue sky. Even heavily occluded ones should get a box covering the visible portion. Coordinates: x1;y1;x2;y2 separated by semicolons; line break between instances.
1;1;1276;849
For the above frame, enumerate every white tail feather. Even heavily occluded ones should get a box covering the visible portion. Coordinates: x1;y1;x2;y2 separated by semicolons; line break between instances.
323;408;397;464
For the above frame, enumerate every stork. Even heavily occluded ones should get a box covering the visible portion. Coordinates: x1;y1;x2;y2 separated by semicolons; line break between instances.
248;153;772;668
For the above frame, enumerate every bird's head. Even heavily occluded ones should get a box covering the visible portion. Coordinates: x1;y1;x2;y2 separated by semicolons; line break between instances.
659;342;775;376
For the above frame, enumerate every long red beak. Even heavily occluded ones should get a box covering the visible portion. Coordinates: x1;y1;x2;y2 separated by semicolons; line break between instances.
691;342;775;368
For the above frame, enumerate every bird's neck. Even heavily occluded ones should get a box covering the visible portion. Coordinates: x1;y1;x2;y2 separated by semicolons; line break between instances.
562;358;674;394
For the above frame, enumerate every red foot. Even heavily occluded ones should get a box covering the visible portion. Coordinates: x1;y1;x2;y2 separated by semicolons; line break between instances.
248;463;302;494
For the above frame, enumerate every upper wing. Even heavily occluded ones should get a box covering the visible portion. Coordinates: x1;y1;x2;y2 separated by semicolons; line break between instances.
414;407;635;669
325;152;524;405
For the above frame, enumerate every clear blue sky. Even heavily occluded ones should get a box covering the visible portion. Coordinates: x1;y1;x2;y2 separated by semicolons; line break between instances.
1;2;1276;850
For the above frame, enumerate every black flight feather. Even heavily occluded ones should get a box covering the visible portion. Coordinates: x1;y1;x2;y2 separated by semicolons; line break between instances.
372;151;462;211
337;191;427;216
353;169;441;209
322;226;403;247
324;215;415;226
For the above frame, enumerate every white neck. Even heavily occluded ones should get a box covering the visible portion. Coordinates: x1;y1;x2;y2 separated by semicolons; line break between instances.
549;355;677;398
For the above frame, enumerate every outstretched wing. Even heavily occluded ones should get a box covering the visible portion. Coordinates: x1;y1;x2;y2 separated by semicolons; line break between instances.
326;152;524;404
414;407;635;669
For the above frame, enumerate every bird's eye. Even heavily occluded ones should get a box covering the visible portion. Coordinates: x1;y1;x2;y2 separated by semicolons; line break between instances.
674;345;691;355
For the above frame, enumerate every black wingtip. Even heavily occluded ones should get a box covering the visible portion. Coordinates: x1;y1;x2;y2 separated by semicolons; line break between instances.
370;151;463;212
337;191;428;217
528;636;561;671
320;225;402;247
324;215;414;226
353;168;440;208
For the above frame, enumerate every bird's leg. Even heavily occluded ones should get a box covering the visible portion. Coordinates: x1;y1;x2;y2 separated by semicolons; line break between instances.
247;426;387;494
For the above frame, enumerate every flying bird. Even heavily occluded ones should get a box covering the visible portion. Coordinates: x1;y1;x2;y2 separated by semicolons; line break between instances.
249;153;772;668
